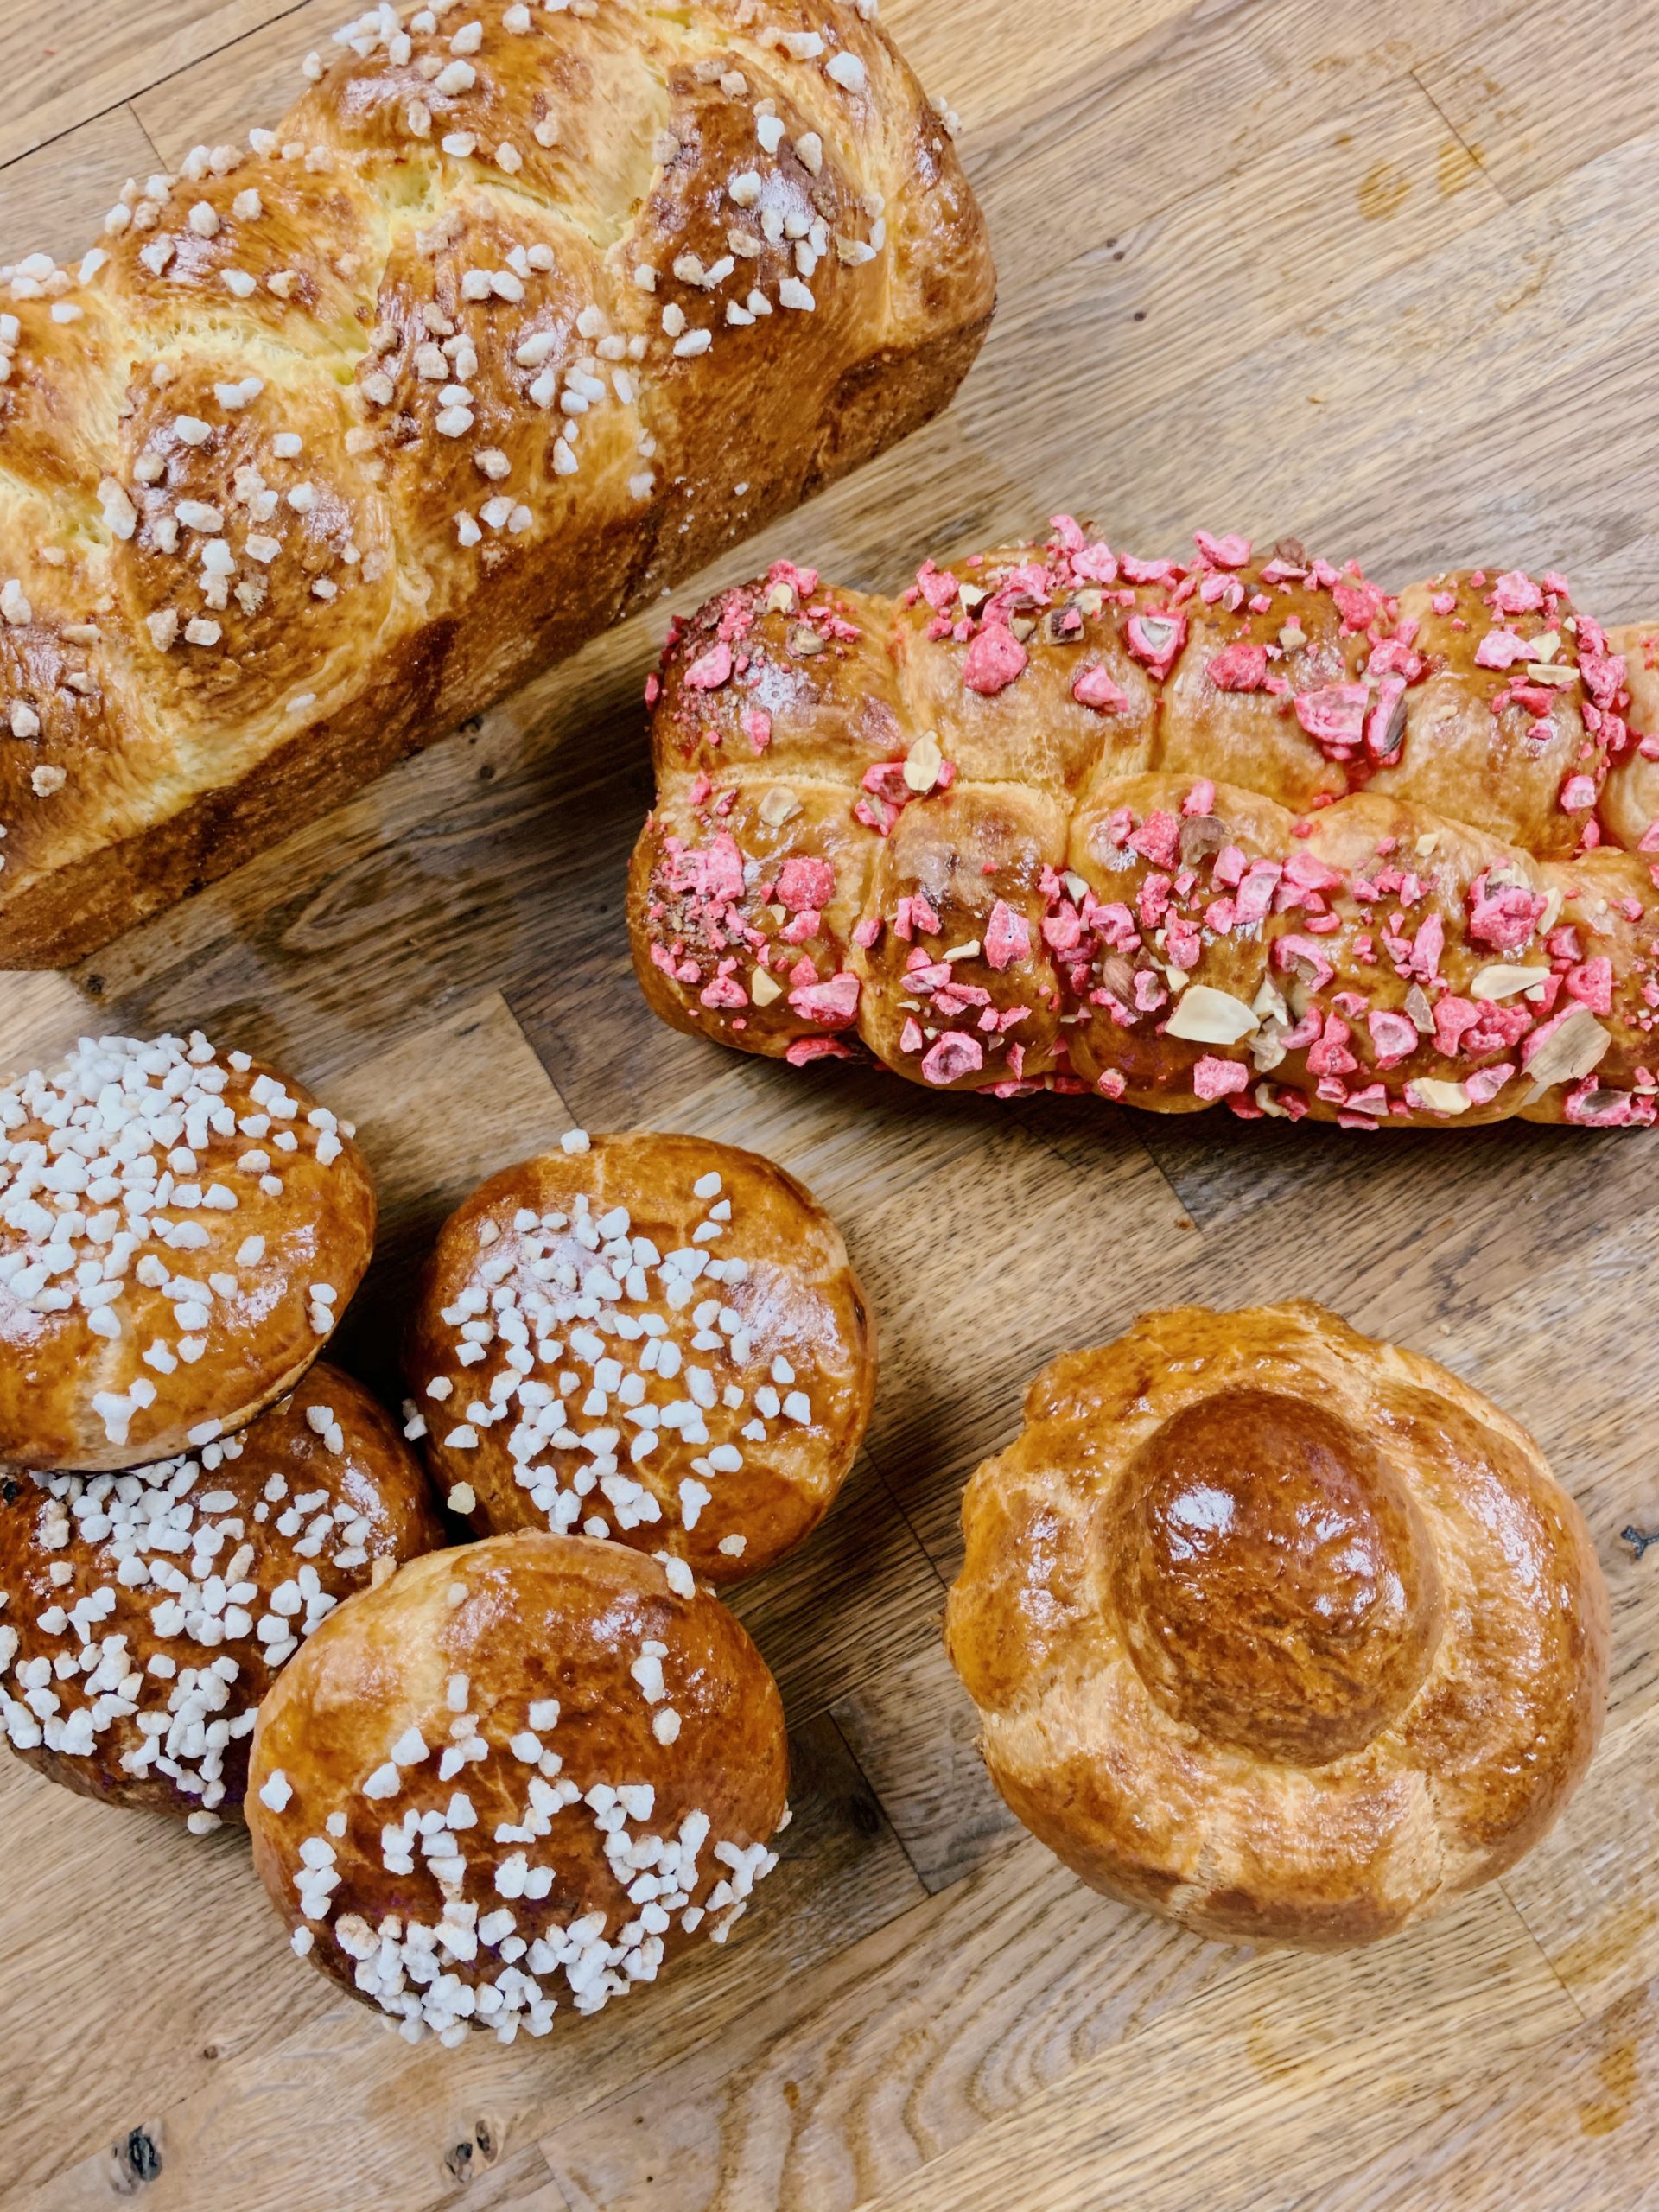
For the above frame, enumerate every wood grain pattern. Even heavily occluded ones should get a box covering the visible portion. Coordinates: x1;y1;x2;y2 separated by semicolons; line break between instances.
830;1638;1021;1892
0;107;162;266
0;0;302;168
1312;1976;1659;2211
842;1888;1581;2212
1414;0;1652;205
540;1885;1578;2212
3;0;1658;2204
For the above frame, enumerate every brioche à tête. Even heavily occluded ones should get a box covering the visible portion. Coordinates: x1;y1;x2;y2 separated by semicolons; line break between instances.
944;1303;1610;1949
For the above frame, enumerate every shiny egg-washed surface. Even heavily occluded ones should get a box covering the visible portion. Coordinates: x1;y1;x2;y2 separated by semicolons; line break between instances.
632;523;1659;1129
0;1364;442;1825
0;0;993;966
0;1032;375;1471
405;1132;875;1584
246;1533;789;2043
944;1303;1611;1951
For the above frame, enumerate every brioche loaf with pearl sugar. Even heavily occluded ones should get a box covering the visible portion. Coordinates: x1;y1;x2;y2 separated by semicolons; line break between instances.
0;1033;376;1471
0;1363;443;1828
632;524;1659;1128
945;1304;1610;1951
0;0;993;967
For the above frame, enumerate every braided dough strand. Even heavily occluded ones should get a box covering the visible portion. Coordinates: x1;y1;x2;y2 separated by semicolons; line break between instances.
0;0;993;966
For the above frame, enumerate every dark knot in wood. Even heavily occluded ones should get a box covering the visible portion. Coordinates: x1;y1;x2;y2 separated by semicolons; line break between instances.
111;2127;162;2194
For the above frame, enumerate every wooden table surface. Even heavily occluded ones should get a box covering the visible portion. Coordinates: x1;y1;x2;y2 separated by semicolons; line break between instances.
3;1;1659;2207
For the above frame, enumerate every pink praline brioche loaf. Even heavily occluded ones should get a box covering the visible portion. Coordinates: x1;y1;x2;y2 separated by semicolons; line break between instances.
631;522;1659;1129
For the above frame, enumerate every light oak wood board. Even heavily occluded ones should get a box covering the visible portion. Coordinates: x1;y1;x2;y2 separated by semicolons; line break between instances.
3;0;1657;2206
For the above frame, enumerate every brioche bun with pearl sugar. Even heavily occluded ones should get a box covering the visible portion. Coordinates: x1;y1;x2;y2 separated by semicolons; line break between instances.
0;1363;444;1827
0;1033;376;1471
404;1131;874;1582
946;1303;1610;1951
246;1532;789;2043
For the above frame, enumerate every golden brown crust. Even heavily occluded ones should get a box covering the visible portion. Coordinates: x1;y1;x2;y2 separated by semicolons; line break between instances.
944;1303;1611;1951
404;1131;874;1583
0;1363;442;1827
0;3;994;969
632;530;1659;1129
246;1531;789;2043
0;1032;376;1471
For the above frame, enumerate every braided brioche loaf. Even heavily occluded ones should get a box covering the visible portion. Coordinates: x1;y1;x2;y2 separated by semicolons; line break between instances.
630;523;1659;1128
0;0;992;968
